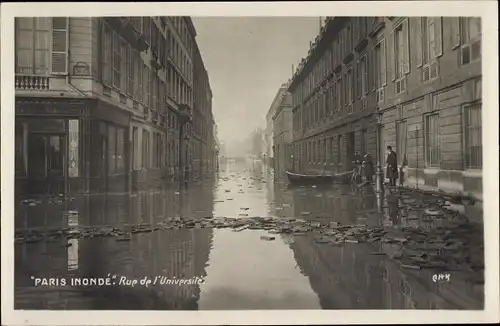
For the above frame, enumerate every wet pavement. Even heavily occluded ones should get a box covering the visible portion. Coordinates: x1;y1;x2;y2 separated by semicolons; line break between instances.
14;162;484;310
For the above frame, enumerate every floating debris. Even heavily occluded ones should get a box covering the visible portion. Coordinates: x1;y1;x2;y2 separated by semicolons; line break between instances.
261;236;275;241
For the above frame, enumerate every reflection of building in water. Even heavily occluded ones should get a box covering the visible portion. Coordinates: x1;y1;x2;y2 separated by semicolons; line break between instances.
273;184;294;218
67;210;79;271
16;181;215;309
288;233;456;309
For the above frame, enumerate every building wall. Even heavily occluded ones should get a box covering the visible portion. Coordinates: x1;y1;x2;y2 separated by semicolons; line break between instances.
288;17;482;198
289;17;380;175
272;92;294;175
378;17;482;199
14;16;215;195
265;84;289;164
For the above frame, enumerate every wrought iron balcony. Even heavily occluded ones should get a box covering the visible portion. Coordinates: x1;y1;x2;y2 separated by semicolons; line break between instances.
15;74;50;90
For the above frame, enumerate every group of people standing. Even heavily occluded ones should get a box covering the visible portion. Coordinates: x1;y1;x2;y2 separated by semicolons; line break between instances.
351;145;399;186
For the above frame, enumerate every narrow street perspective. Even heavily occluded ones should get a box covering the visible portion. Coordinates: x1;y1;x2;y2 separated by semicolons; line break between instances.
11;15;485;311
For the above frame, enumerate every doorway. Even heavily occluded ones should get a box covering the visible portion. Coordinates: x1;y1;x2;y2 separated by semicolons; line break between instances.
27;133;66;195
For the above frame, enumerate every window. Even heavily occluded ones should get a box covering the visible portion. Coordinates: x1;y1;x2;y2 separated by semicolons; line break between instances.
143;64;149;107
132;127;139;170
425;113;440;167
120;38;128;94
419;17;442;82
347;67;354;104
337;135;343;164
359;55;368;97
127;46;134;96
101;22;112;85
460;17;481;65
132;50;141;102
112;32;121;89
374;40;387;89
361;129;369;155
108;125;116;174
153;133;158;168
395;24;406;78
15;18;50;75
142;129;149;169
116;128;125;174
396;120;408;165
464;104;482;168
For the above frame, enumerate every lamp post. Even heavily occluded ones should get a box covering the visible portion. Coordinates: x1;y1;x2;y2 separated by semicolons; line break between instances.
374;112;384;194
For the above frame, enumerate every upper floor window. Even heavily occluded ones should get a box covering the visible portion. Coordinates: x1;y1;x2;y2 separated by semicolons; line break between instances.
460;17;481;65
395;24;406;78
15;17;64;75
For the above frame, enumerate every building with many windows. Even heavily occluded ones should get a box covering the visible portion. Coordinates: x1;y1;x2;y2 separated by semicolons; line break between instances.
264;83;289;168
290;17;382;176
272;85;293;176
378;16;482;198
14;16;215;196
289;17;482;198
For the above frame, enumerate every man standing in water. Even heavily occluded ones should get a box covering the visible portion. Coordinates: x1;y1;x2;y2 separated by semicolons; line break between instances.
385;146;398;186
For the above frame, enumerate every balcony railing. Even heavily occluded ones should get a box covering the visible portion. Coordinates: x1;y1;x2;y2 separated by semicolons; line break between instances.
15;75;50;90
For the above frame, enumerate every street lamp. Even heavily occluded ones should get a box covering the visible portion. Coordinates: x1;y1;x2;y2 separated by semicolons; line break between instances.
373;111;384;194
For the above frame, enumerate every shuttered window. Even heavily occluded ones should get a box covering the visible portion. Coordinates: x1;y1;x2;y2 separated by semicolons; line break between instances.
15;18;51;75
464;104;482;169
51;17;68;74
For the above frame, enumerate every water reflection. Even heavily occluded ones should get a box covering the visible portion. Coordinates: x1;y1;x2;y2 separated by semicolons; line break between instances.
15;163;483;310
15;181;215;310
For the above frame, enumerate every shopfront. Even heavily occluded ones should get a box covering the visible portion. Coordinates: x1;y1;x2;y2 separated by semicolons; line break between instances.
15;98;131;197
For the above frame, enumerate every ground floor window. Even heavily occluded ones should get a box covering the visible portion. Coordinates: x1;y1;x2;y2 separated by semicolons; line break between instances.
396;120;408;165
337;135;343;164
132;127;139;170
425;113;440;167
107;125;126;175
464;103;482;169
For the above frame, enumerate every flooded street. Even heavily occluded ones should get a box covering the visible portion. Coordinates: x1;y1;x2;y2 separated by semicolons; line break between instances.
15;162;484;310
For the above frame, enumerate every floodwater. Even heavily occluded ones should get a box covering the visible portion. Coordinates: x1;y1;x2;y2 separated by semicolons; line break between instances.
14;161;484;310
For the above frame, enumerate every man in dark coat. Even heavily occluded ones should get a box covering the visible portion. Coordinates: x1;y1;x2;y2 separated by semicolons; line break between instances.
385;145;398;186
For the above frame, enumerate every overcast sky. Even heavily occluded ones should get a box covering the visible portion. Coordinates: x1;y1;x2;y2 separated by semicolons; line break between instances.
192;17;321;152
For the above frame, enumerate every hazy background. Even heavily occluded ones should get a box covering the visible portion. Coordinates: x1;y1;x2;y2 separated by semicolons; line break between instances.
192;17;321;156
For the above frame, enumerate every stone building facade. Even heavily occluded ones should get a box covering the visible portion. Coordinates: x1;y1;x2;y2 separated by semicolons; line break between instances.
265;84;289;167
289;17;482;198
14;16;216;196
272;89;293;176
289;17;381;176
377;17;482;199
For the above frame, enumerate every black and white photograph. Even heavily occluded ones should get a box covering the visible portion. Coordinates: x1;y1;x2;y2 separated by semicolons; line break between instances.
1;2;499;325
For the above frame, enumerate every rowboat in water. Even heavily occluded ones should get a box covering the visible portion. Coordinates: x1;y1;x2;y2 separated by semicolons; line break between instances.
285;170;356;186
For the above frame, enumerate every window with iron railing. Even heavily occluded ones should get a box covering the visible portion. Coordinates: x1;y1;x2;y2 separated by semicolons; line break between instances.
464;103;482;169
